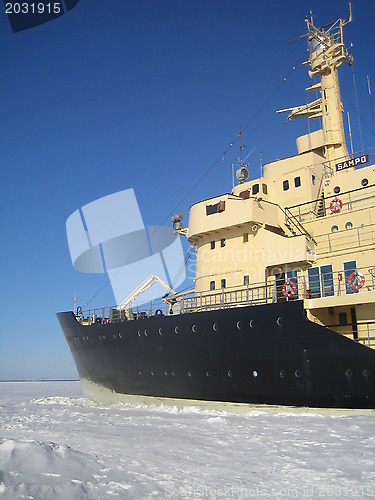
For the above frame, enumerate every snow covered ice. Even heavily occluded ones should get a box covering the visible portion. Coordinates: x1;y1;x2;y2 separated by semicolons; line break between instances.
0;381;374;499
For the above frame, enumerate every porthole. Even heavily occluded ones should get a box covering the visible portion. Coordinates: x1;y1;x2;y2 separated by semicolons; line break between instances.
331;225;339;233
236;321;241;330
346;368;352;378
174;326;178;334
205;371;210;377
138;371;142;375
137;331;141;337
187;371;192;377
164;371;168;376
333;186;340;194
102;335;106;340
363;369;370;378
295;369;301;378
345;221;353;230
252;370;258;378
171;371;175;376
191;325;196;333
280;370;286;378
113;334;117;339
361;178;368;186
249;319;254;328
227;370;232;378
119;333;123;339
212;323;217;331
158;328;162;335
150;371;154;376
276;317;282;326
144;330;148;336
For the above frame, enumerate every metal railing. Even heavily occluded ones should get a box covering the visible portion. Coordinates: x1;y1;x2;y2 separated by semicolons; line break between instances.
287;182;375;225
325;321;375;349
314;223;375;256
74;264;375;327
180;282;274;313
290;265;375;300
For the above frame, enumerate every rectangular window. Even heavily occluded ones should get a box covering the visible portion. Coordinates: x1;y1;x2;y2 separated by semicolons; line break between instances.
221;279;226;288
252;184;259;195
307;265;334;298
206;200;225;215
321;264;334;297
239;190;250;199
210;281;215;290
307;267;321;298
312;175;316;185
220;238;226;247
344;260;357;294
210;241;215;250
283;180;289;191
286;270;299;298
244;275;249;285
294;176;301;188
339;312;347;326
243;233;248;243
262;184;268;195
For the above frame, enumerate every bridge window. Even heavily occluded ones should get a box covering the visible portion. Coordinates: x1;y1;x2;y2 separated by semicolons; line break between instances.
262;184;268;194
320;265;334;297
286;270;299;298
210;241;215;250
221;238;226;247
243;233;248;243
252;184;259;195
344;260;357;295
307;267;321;298
283;180;289;191
244;275;249;285
307;265;334;298
221;279;226;288
294;176;301;188
210;281;215;290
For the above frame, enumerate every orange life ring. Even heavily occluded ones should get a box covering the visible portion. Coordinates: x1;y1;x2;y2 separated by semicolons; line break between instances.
348;271;365;290
282;279;296;298
330;197;343;213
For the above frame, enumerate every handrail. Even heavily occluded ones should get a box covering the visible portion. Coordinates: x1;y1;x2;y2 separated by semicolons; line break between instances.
256;198;316;244
283;205;317;245
314;223;375;256
74;263;375;327
288;182;375;211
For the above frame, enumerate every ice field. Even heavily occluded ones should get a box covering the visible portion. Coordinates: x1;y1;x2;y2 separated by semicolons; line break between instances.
0;381;374;499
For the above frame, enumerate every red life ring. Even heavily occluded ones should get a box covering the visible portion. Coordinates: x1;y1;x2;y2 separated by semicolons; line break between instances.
282;279;296;298
348;271;365;290
330;197;343;213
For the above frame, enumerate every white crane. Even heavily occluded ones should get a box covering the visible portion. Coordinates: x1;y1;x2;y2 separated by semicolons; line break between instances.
117;274;177;311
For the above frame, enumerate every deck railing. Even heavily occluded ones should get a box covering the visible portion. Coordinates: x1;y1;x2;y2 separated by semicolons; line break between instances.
325;321;375;349
314;223;375;256
75;264;375;327
287;182;375;225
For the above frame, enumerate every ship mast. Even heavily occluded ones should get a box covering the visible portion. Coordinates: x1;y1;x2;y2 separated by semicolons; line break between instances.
287;7;352;164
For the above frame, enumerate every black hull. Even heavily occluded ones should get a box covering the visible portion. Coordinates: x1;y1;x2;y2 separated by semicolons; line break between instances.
57;301;375;408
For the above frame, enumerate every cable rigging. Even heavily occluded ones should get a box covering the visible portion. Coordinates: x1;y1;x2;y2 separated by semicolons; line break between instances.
80;54;305;309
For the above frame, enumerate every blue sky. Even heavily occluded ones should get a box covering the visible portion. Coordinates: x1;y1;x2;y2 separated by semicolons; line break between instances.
1;0;374;380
